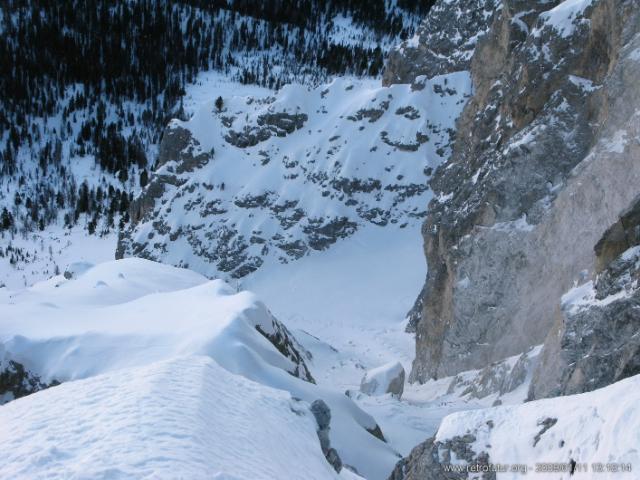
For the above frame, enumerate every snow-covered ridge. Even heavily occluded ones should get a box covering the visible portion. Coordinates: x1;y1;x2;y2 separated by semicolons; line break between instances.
0;258;399;479
0;356;342;480
0;258;310;382
118;75;471;280
391;374;640;479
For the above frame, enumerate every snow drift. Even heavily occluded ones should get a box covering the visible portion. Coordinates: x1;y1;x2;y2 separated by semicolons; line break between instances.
0;258;399;479
0;356;340;480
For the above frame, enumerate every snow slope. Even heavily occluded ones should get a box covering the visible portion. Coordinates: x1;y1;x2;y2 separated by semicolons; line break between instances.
119;74;471;280
0;356;341;480
0;258;398;480
434;374;640;478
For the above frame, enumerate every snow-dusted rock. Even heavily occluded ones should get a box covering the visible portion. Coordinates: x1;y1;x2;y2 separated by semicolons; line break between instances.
530;196;640;400
360;361;405;398
117;75;472;281
0;344;57;405
383;0;499;86
446;346;540;401
390;374;640;480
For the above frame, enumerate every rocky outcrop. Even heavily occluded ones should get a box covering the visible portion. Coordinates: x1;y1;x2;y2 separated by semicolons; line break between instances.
594;195;640;272
529;197;640;399
118;122;213;248
224;112;308;148
255;313;315;383
382;0;498;87
310;399;343;473
388;434;493;480
360;361;406;398
0;347;58;404
408;0;640;382
446;346;539;400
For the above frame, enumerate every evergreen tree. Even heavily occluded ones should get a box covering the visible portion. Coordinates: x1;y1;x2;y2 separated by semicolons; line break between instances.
1;207;13;230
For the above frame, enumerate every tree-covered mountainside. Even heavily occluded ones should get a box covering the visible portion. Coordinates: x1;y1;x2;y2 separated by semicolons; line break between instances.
0;0;433;243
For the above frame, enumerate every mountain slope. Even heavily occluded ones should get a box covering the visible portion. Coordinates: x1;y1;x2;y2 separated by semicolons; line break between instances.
117;75;470;279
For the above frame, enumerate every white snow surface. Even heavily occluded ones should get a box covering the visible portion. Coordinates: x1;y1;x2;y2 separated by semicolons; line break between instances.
0;355;340;480
436;374;640;478
0;258;400;480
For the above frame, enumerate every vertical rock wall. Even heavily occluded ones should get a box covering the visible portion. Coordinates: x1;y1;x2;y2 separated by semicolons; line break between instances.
398;0;640;381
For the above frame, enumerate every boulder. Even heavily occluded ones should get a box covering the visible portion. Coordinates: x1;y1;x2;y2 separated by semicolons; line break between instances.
360;361;405;398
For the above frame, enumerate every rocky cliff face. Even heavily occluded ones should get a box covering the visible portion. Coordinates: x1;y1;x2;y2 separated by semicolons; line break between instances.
403;0;640;382
382;0;499;87
529;197;640;399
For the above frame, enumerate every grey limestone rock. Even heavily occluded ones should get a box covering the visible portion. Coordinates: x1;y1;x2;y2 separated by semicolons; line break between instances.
529;197;640;400
310;399;343;473
0;347;59;405
446;348;537;399
409;0;640;382
383;0;499;86
388;434;494;480
224;112;307;148
254;313;315;384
